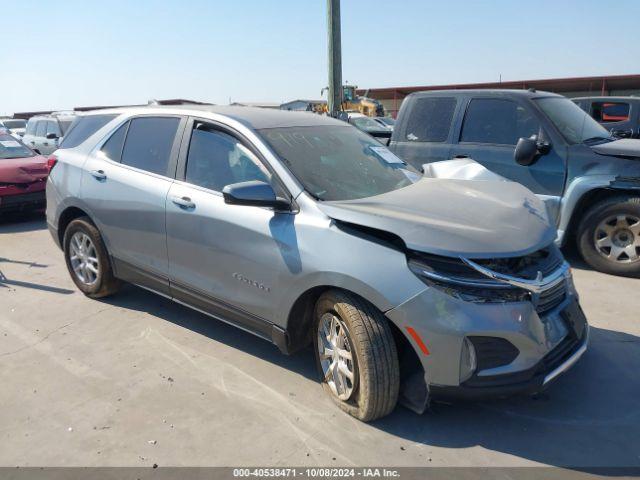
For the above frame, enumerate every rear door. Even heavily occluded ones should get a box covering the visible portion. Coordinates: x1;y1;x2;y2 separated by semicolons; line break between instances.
82;115;185;294
390;96;457;169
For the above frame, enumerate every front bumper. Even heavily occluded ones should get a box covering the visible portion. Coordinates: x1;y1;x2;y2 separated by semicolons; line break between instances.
387;275;588;401
0;190;46;213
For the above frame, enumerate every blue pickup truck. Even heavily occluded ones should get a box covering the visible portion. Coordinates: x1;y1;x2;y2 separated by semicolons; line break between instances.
390;89;640;277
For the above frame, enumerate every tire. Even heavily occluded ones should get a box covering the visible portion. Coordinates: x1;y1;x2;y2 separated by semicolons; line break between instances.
63;217;121;298
313;289;399;422
577;195;640;277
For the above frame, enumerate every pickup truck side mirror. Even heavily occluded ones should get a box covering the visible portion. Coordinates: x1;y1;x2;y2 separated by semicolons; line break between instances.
514;136;551;166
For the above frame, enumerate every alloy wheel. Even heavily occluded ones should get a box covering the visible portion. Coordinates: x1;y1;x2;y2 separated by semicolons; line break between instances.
69;232;100;285
594;214;640;263
317;313;357;401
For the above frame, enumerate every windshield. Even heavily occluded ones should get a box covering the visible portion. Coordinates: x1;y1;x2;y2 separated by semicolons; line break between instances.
259;125;420;201
378;117;395;126
2;120;26;129
0;134;35;159
535;97;612;145
351;116;384;131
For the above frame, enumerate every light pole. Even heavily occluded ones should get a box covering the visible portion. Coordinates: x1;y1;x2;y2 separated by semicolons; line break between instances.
327;0;342;117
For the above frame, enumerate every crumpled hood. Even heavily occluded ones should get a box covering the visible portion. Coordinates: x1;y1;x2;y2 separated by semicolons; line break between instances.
318;177;556;258
591;138;640;158
0;155;49;184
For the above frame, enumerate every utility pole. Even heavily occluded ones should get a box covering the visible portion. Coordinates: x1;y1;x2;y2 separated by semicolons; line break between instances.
327;0;342;117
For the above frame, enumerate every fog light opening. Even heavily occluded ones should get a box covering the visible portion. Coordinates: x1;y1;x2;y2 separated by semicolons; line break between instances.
460;337;477;383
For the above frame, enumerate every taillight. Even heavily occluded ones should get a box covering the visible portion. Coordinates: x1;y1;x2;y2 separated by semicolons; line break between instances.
46;155;58;172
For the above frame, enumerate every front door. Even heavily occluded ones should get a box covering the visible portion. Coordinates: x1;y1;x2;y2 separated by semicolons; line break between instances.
82;115;184;293
166;119;296;335
448;97;567;223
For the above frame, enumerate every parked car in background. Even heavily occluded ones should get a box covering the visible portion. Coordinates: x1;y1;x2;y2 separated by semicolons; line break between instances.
391;89;640;277
339;111;392;143
23;112;77;155
0;132;50;213
47;106;587;421
373;116;395;131
573;96;640;139
0;118;27;138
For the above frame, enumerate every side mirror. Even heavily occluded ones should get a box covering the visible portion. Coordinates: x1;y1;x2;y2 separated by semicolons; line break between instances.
514;136;550;166
45;133;58;140
222;180;291;210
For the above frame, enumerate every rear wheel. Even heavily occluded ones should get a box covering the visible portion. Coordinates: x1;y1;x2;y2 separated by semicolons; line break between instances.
313;290;399;422
577;195;640;277
63;217;121;298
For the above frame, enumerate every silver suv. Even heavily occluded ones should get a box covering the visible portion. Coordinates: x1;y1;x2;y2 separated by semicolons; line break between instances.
46;106;588;421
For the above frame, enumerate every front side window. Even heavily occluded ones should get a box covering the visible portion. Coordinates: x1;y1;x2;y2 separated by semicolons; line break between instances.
60;114;118;149
535;97;612;145
46;120;61;137
120;117;180;176
185;123;270;192
259;125;420;201
405;97;456;142
0;134;34;159
461;99;540;145
592;102;631;123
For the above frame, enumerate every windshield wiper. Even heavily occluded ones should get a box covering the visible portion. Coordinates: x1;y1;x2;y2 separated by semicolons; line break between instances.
583;136;613;145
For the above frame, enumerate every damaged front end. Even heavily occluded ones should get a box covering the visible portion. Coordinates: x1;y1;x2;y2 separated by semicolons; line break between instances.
395;244;584;414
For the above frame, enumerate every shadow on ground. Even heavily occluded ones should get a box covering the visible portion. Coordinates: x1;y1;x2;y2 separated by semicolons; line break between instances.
101;284;640;471
0;212;47;234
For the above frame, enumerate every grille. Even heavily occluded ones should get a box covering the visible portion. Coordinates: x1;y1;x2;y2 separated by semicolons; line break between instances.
536;280;567;315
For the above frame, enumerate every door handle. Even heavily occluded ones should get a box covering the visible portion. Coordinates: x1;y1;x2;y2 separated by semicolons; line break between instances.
90;169;107;181
171;196;195;209
454;154;470;159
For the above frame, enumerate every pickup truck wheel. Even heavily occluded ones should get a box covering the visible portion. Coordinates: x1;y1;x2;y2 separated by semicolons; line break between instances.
313;290;399;422
577;196;640;277
63;217;121;298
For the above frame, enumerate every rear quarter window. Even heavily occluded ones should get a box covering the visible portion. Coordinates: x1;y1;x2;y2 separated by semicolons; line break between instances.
404;97;456;142
60;114;118;149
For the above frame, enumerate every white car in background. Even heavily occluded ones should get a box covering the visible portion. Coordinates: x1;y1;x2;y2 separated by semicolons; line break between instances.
0;118;27;139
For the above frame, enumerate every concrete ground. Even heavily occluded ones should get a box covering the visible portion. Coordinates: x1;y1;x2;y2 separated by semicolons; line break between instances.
0;213;639;469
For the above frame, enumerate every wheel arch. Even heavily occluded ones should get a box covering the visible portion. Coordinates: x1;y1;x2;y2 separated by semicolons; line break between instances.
57;205;93;246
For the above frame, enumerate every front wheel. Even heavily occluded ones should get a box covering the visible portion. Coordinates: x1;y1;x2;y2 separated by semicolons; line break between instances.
313;290;399;422
577;195;640;277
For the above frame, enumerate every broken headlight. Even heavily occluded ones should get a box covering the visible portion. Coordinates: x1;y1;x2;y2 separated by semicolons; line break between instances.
407;253;530;304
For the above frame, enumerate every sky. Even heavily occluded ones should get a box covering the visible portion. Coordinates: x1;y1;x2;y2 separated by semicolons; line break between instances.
2;0;639;115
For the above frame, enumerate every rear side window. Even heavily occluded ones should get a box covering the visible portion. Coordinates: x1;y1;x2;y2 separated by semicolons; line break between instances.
120;117;180;176
35;121;46;137
61;114;117;149
100;121;129;161
461;98;540;145
405;97;456;142
592;102;630;123
25;120;36;135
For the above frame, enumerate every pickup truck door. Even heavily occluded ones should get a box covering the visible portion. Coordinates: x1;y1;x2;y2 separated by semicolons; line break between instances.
448;97;566;223
389;96;457;168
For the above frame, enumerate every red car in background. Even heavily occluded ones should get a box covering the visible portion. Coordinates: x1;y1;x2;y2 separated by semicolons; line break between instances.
0;132;51;214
